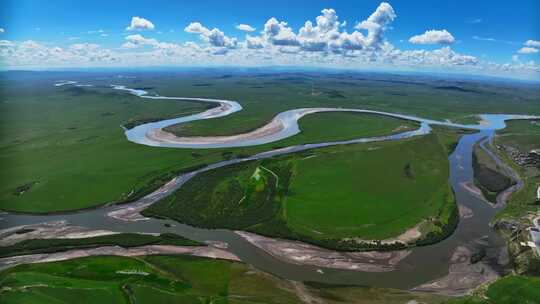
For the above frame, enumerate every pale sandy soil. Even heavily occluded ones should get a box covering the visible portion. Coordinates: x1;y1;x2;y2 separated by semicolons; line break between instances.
107;174;189;222
411;245;506;296
147;112;284;145
236;231;410;272
460;181;488;202
144;108;330;146
0;221;121;247
458;205;474;219
345;223;423;246
390;225;423;244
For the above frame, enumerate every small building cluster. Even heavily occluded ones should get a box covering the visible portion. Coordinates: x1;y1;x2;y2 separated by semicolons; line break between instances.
498;145;540;168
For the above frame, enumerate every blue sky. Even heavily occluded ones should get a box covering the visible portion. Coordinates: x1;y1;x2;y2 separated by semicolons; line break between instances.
1;1;539;79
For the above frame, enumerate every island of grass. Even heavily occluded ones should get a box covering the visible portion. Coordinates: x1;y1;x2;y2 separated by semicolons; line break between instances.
143;130;461;251
0;233;202;258
472;141;515;203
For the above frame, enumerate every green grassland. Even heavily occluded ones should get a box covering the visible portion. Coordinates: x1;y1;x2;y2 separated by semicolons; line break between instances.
494;119;540;218
2;71;538;214
167;110;419;145
445;275;540;304
0;255;451;304
472;143;514;203
147;72;540;137
0;77;420;213
0;78;217;213
283;133;454;241
143;131;460;250
497;119;540;152
0;255;303;304
0;233;202;258
2;254;538;304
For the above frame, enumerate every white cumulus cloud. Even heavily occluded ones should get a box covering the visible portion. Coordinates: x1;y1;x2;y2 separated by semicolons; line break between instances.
236;24;255;32
524;40;540;48
126;17;155;31
409;30;455;45
263;17;299;46
518;47;539;54
1;2;539;79
185;22;237;49
354;2;396;48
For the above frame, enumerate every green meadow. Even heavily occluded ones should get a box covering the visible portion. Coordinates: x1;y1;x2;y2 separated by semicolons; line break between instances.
284;133;454;240
0;255;302;304
445;275;540;304
151;72;540;137
0;255;452;304
2;71;538;214
2;254;537;304
0;74;418;213
144;130;460;250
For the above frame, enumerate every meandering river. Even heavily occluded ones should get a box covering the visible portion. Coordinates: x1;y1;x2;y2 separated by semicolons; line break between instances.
1;83;538;291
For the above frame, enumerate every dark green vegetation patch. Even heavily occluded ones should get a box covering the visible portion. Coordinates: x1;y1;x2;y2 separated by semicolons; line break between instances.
143;131;461;251
472;143;514;203
0;233;202;258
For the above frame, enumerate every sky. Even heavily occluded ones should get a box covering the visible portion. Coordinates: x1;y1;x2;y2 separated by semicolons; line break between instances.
1;0;539;79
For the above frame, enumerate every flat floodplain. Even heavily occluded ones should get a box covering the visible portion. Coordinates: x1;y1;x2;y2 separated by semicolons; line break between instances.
2;71;539;214
0;255;453;304
144;131;459;247
0;255;302;304
285;133;452;240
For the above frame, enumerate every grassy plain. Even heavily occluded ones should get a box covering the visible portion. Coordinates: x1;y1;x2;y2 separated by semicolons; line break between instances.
167;110;419;145
3;254;538;304
0;73;419;213
144;131;460;249
153;72;540;137
0;255;303;304
445;275;540;304
284;133;454;240
2;71;538;213
0;255;453;304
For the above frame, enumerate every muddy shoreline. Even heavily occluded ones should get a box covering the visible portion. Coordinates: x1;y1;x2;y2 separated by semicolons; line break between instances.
236;231;411;273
